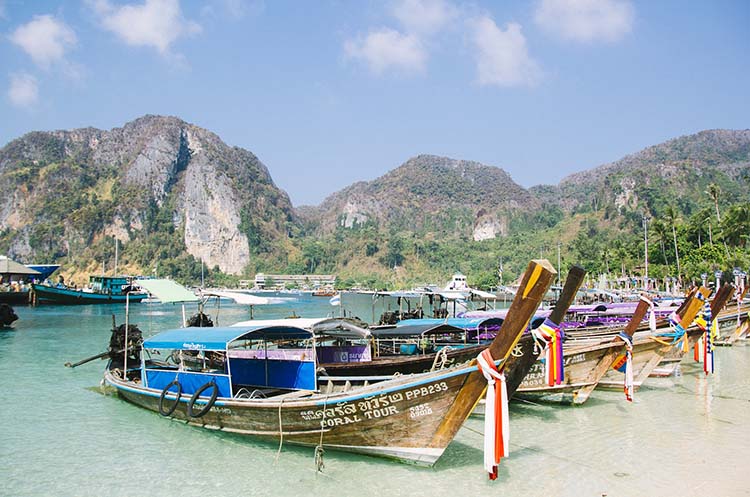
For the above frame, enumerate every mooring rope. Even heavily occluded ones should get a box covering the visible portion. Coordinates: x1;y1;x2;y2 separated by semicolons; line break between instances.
430;346;452;371
315;395;330;473
274;397;285;464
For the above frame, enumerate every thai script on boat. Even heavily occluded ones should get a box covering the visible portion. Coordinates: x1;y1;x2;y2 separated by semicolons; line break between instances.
409;403;433;419
298;381;449;426
182;342;206;350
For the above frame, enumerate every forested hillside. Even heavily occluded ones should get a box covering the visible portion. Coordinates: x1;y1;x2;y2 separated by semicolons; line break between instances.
1;116;748;289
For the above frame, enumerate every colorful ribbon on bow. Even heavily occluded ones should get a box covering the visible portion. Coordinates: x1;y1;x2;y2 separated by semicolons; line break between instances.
694;301;716;374
477;349;508;480
642;294;657;332
533;317;565;386
658;312;687;349
614;331;634;401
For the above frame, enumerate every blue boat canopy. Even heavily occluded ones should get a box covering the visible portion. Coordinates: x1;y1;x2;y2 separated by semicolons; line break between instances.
143;325;313;351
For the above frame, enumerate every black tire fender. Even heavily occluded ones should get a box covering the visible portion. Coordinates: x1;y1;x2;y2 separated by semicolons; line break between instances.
187;381;218;418
158;380;182;417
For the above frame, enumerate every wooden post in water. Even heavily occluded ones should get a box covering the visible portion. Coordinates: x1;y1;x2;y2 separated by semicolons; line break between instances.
123;291;130;377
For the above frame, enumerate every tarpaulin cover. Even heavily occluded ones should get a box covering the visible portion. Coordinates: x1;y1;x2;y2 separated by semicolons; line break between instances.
393;317;504;331
371;323;465;338
136;278;199;303
228;357;315;390
145;370;232;398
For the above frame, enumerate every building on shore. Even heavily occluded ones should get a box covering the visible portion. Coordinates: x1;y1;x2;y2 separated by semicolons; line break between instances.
251;273;336;290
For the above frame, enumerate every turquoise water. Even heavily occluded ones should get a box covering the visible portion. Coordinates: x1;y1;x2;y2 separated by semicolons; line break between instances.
2;295;748;496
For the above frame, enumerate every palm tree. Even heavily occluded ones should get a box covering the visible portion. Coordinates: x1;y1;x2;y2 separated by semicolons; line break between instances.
707;183;722;222
650;219;669;264
665;205;681;278
687;207;713;249
720;203;750;247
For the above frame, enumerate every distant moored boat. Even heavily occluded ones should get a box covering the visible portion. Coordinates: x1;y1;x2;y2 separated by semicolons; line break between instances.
31;275;147;305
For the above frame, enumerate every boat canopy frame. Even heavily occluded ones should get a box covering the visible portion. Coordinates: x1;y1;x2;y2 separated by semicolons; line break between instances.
141;325;317;398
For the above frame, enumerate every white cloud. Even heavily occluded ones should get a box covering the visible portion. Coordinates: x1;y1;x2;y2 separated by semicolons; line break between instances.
391;0;458;35
344;28;426;75
7;72;39;108
200;0;264;20
469;16;540;87
9;15;77;68
534;0;634;43
90;0;201;55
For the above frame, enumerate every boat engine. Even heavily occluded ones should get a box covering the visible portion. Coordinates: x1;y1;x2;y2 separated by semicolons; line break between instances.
187;312;214;327
108;323;143;366
379;311;399;325
0;304;18;327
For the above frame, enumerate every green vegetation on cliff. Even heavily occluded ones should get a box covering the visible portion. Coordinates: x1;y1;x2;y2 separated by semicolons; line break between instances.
1;119;748;289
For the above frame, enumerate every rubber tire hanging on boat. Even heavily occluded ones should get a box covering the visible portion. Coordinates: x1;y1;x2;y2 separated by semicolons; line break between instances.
158;380;182;417
187;381;218;418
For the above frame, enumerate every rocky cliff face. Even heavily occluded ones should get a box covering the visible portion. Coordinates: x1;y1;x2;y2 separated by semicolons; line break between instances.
1;116;748;280
0;115;294;274
534;129;750;214
308;154;539;240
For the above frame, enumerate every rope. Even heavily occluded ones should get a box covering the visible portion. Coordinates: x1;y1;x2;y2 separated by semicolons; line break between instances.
616;332;634;402
648;335;674;346
315;395;329;473
430;346;452;371
640;294;656;331
274;397;285;464
655;312;687;345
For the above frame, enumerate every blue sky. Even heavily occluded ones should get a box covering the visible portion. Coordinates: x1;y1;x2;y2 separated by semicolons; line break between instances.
1;1;748;206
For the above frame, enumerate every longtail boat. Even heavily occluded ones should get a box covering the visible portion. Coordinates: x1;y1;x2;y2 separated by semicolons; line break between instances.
597;288;710;389
715;286;749;346
317;266;586;400
515;295;652;404
102;259;556;467
651;284;733;377
316;319;502;378
32;275;147;305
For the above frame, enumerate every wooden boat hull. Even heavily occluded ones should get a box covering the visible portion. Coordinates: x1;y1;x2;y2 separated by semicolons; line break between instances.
597;335;672;389
514;340;621;405
0;290;30;305
650;328;703;377
102;258;558;468
319;343;483;377
716;312;749;346
31;284;146;305
105;364;480;466
320;335;539;400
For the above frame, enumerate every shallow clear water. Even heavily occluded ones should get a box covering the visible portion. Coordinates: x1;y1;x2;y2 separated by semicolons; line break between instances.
2;295;748;496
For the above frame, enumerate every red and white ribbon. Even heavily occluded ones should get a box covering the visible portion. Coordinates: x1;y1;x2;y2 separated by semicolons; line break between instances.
641;295;656;332
477;349;508;480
